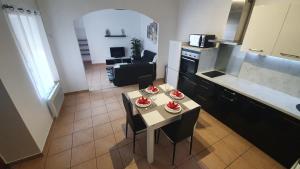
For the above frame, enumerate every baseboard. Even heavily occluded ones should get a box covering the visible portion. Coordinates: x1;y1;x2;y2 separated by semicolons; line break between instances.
64;90;89;95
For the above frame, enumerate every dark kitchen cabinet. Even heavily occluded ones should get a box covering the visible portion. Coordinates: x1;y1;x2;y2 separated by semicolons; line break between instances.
194;76;218;113
185;75;300;168
177;73;198;100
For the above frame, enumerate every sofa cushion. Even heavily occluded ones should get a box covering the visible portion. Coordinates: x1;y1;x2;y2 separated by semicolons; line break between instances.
141;50;156;62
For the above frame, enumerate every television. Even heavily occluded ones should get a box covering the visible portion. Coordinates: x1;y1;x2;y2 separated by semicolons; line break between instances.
110;47;125;58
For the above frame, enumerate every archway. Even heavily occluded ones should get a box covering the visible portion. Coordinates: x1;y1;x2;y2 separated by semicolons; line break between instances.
73;9;159;91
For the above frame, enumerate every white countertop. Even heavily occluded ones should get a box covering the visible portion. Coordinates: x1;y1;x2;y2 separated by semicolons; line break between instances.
196;71;300;120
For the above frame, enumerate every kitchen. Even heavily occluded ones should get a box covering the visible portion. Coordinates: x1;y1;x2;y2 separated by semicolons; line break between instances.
167;0;300;168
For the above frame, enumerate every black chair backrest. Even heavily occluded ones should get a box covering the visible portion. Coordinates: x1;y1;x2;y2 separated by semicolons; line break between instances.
175;107;201;142
122;93;136;130
138;74;154;90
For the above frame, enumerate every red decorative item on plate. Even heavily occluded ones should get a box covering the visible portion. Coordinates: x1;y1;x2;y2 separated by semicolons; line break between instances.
167;101;180;110
145;85;159;94
135;96;152;108
138;96;150;104
170;90;185;100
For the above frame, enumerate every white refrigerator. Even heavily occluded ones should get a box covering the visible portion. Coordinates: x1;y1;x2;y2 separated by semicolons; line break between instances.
166;41;182;88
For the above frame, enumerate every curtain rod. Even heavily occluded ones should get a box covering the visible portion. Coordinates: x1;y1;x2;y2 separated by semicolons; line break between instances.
2;4;39;15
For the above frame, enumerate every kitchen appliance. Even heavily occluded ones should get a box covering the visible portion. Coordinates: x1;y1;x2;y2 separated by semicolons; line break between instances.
202;70;225;78
200;34;216;48
166;41;182;88
211;0;255;45
180;48;200;75
189;34;216;48
189;34;201;47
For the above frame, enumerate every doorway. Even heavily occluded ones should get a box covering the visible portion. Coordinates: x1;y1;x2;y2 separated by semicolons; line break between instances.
73;9;159;91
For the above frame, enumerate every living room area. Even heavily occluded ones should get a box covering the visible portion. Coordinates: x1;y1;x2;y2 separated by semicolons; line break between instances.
73;9;159;91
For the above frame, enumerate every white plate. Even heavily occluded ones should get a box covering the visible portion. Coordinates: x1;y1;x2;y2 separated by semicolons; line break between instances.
145;87;160;94
135;98;152;108
170;91;185;100
164;104;182;114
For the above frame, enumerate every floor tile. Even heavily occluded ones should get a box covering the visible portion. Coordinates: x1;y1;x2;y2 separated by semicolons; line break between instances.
45;150;71;169
74;109;92;121
114;130;133;148
71;142;95;166
194;148;227;169
222;133;251;156
94;134;117;156
92;105;107;116
96;150;123;169
48;135;72;155
73;128;94;147
71;158;97;169
73;118;92;132
93;123;114;140
108;109;125;121
77;102;91;111
118;141;145;165
52;123;73;139
106;102;122;112
19;157;45;169
91;99;105;108
92;113;110;126
241;147;277;169
211;140;239;165
228;157;255;169
111;117;126;132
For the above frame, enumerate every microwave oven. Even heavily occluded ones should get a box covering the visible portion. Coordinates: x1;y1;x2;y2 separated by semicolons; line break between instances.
189;34;216;48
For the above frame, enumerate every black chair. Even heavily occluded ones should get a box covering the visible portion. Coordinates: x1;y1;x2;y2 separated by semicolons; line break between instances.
122;93;146;153
156;107;201;165
138;74;154;90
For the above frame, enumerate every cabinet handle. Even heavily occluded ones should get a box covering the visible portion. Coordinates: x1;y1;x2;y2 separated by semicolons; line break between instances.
224;88;236;96
249;48;264;52
221;95;235;103
280;53;300;59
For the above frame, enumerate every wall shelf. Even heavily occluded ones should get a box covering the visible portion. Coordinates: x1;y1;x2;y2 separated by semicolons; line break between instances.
105;35;127;38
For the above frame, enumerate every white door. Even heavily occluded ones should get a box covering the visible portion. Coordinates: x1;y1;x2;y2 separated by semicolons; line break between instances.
167;68;179;89
241;2;289;55
272;2;300;60
168;41;182;71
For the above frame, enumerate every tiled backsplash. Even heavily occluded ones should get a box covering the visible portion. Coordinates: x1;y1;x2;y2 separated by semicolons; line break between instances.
239;53;300;98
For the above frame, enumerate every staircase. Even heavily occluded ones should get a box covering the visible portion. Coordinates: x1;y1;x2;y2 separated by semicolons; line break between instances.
78;39;91;62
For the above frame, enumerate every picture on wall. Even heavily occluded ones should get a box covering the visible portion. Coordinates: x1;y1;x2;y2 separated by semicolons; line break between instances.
147;22;158;44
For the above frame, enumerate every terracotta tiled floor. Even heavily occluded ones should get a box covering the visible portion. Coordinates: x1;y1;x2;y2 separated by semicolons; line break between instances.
11;81;287;169
84;62;115;91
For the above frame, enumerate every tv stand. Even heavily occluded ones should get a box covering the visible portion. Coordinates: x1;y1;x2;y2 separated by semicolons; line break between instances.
106;57;131;65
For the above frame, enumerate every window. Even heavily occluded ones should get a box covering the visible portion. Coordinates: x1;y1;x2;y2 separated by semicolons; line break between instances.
6;11;56;100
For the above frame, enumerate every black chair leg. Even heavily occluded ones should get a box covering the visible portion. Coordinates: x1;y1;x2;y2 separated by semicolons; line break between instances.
172;143;176;165
125;122;128;138
133;132;136;153
189;135;193;155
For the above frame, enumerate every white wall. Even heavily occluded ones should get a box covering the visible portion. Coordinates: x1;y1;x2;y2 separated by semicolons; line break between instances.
74;18;87;40
176;0;232;41
36;0;179;93
140;14;158;54
83;9;142;63
0;0;53;162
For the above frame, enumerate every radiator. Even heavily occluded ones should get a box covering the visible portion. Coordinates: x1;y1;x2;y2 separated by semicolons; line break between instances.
47;82;64;117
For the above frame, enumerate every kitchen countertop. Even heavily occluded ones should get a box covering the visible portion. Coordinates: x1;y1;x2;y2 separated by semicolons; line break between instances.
196;71;300;120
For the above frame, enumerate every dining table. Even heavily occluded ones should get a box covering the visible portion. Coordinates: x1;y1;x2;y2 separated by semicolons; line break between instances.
125;84;200;163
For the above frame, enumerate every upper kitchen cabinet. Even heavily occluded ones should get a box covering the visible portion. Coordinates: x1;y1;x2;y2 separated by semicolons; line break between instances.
272;2;300;60
241;2;290;55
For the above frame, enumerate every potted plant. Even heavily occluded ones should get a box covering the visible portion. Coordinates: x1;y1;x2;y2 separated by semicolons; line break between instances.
131;38;142;60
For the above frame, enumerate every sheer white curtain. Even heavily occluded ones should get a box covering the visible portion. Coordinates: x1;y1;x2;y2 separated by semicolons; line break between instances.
6;11;56;100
